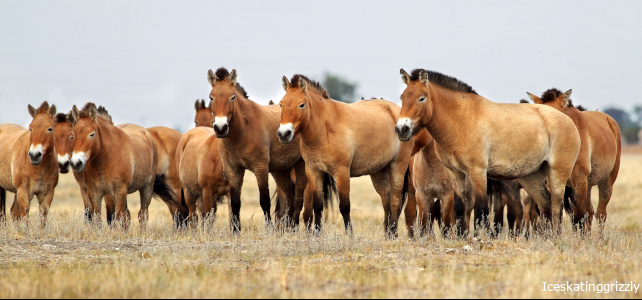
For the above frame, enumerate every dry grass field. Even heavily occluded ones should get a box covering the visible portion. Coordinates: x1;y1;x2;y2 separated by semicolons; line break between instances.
1;149;642;298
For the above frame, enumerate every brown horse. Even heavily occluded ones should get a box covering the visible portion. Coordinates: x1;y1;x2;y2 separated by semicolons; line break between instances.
176;126;230;227
194;99;214;127
68;103;176;227
146;126;190;227
527;89;621;231
396;69;581;234
208;68;314;232
0;101;59;226
278;74;413;237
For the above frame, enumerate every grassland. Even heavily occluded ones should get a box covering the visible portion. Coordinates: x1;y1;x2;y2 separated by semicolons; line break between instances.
1;150;641;298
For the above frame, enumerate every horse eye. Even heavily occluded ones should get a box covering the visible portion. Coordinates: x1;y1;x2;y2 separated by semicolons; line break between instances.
279;103;282;108
299;103;305;109
89;132;95;138
230;95;236;101
47;127;53;132
209;96;213;101
70;135;74;140
419;96;426;103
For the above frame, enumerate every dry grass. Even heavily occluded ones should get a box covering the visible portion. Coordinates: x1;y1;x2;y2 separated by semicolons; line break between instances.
1;154;642;298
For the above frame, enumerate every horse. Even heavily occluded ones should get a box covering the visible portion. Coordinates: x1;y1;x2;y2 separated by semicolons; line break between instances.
0;101;59;226
68;103;177;228
176;126;230;228
526;89;621;231
208;67;318;232
146;126;190;227
194;99;214;127
395;69;581;235
278;74;413;237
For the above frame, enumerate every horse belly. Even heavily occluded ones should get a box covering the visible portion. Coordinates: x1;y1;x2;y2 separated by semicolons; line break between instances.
349;141;398;177
487;152;546;179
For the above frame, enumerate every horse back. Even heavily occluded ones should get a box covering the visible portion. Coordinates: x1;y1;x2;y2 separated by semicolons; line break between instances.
109;123;157;190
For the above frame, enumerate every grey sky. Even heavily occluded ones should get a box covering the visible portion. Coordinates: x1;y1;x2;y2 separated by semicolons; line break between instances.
1;1;641;131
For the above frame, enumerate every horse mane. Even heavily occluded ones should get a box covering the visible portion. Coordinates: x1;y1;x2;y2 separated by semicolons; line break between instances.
576;105;587;111
77;102;113;124
289;74;330;99
55;113;68;123
213;67;249;98
410;69;477;95
519;99;530;104
540;88;563;104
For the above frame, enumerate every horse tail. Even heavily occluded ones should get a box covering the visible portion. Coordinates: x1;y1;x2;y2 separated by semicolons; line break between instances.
0;187;6;222
152;174;179;207
322;173;337;210
486;178;511;204
401;167;410;209
563;186;576;216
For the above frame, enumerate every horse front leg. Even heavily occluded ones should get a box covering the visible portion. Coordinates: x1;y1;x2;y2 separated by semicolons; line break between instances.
253;167;272;227
224;166;245;234
305;167;327;233
138;184;154;230
37;189;55;228
113;188;130;230
11;187;31;223
79;187;93;222
334;170;352;234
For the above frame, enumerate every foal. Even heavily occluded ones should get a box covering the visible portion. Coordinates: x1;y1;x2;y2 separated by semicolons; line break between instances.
527;89;621;231
0;102;59;226
396;69;580;234
194;99;214;127
278;74;413;237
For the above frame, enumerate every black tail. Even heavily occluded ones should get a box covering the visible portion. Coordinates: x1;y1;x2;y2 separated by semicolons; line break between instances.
322;173;337;209
401;167;410;209
0;188;6;222
563;186;576;215
152;174;179;207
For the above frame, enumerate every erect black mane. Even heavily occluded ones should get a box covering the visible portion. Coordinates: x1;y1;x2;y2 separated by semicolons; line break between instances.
214;67;249;98
410;69;477;95
540;88;563;104
289;74;330;99
55;112;68;123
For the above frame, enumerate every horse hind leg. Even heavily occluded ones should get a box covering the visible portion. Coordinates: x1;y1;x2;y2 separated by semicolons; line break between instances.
370;171;392;236
138;184;154;230
518;171;551;235
596;180;613;231
270;169;296;230
105;195;116;226
403;178;417;239
0;188;5;223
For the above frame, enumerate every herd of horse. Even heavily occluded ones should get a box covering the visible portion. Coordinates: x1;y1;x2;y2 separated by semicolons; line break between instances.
0;67;621;239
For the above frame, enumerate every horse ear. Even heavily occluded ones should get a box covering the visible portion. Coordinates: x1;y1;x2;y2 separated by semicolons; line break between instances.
282;76;291;91
562;89;572;108
208;69;216;86
71;105;80;121
88;106;97;121
400;69;411;84
268;100;274;105
67;111;75;126
195;100;201;111
527;92;542;104
298;77;307;92
49;104;57;117
28;104;37;118
419;70;429;85
229;69;237;85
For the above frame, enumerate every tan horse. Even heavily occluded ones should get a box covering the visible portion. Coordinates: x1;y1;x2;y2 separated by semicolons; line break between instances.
208;68;320;232
278;74;413;237
176;126;230;227
68;103;177;227
146;126;190;227
0;102;59;226
396;69;581;234
194;99;214;127
527;89;621;231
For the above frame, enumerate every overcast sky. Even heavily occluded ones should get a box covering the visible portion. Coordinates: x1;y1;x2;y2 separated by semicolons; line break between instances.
1;1;641;131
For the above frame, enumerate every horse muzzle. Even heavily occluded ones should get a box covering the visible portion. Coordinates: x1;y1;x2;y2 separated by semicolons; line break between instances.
213;117;229;138
70;152;87;173
395;118;414;141
28;151;43;165
59;161;70;173
277;124;294;144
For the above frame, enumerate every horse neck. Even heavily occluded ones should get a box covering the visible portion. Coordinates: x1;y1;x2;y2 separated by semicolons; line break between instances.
299;93;331;146
90;118;118;162
226;96;259;143
426;86;477;150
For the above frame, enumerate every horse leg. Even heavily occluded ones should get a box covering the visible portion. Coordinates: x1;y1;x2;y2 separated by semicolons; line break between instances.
305;167;326;232
292;161;308;229
253;167;272;226
104;195;116;226
387;162;410;239
87;189;105;227
79;188;93;223
184;190;199;229
404;183;417;239
36;190;54;228
11;187;31;223
506;190;523;236
518;171;552;235
370;171;392;236
224;166;245;233
201;187;217;229
302;185;314;231
569;172;590;232
492;194;505;238
469;171;489;237
0;188;5;223
444;168;470;237
335;170;352;234
596;180;614;231
415;189;435;238
440;193;456;235
112;188;130;230
271;169;296;229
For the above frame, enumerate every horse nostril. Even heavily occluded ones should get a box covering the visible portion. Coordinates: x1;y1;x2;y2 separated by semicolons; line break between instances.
221;124;228;132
